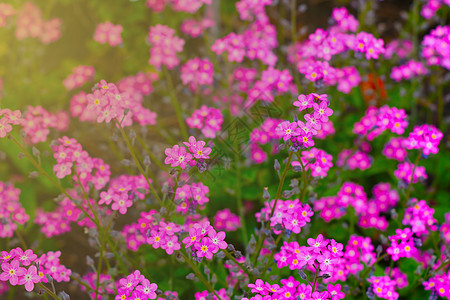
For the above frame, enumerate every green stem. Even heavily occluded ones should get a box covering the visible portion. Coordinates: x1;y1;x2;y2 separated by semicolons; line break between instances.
37;282;59;300
310;265;319;296
163;67;189;140
222;249;253;278
179;251;221;300
252;152;293;265
114;118;163;206
269;152;294;219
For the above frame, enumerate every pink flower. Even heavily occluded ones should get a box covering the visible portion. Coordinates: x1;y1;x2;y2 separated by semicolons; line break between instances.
15;248;37;266
147;230;165;249
136;278;158;299
317;250;336;271
164;145;193;169
207;229;227;252
0;260;26;285
111;197;133;214
327;284;345;300
19;265;41;291
195;237;214;259
307;234;329;253
182;227;202;248
293;94;313;111
312;101;333;122
183;136;212;159
161;235;181;255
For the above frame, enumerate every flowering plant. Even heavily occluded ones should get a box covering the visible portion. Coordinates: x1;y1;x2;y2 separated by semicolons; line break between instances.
0;0;449;300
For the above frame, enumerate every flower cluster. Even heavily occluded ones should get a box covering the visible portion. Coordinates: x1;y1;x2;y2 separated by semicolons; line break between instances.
99;175;149;215
15;2;61;44
116;270;158;300
186;105;223;138
387;228;417;261
212;20;278;66
36;251;71;283
116;72;159;126
421;0;450;19
74;77;157;126
181;18;214;37
94;21;123;46
295;148;333;178
148;25;185;69
174;182;210;213
0;248;70;292
35;196;81;237
51;136;111;190
384;39;413;59
247;67;293;104
85;79;131;124
0;108;22;138
0;182;29;238
195;289;228;300
255;199;314;234
424;269;450;299
403;199;437;236
165;136;212;170
276;94;333;152
121;210;158;251
383;137;408;161
440;213;450;246
180;58;214;91
0;3;14;27
391;60;428;81
214;209;241;232
248;118;281;163
367;276;399;300
173;0;211;13
274;234;343;274
332;7;358;32
182;221;227;260
333;236;376;281
247;278;346;300
336;149;372;170
22;106;69;144
147;221;182;255
314;182;398;231
63;65;95;90
394;161;428;184
404;124;443;156
0;248;39;291
422;25;450;70
353;105;408;140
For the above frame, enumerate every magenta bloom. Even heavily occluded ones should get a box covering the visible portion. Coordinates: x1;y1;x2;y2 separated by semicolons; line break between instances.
147;230;165;249
182;227;202;248
276;121;299;141
15;248;38;266
161;235;181;255
293;94;313;111
207;229;227;252
313;101;333;122
248;279;268;295
183;136;212;159
327;284;345;300
307;234;329;253
136;278;158;299
19;265;41;292
164;145;193;169
111;197;133;214
0;260;26;285
195;237;214;259
317;250;337;271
